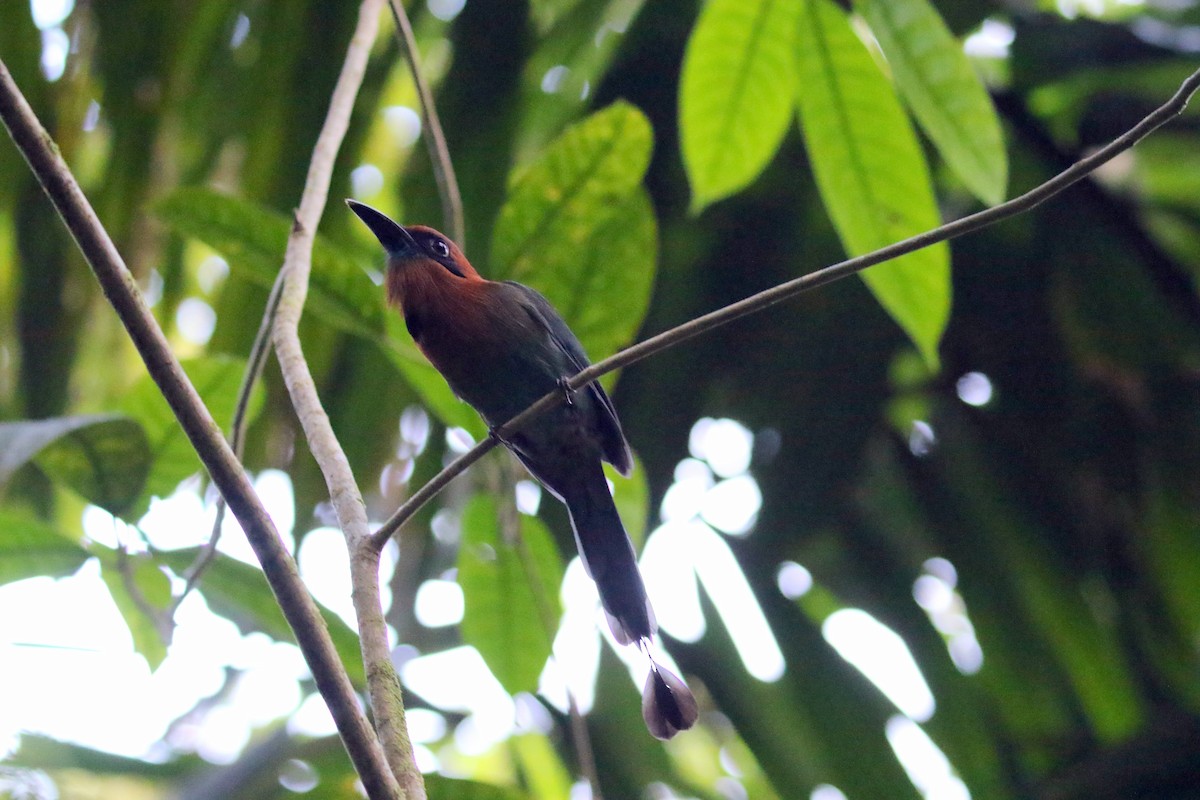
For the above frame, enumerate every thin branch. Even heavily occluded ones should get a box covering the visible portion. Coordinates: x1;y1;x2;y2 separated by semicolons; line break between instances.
373;65;1200;548
115;540;174;644
386;0;465;247
0;58;401;800
267;1;423;796
175;270;286;612
507;505;602;795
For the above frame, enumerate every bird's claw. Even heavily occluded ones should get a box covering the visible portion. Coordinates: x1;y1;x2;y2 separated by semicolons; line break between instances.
488;426;511;447
557;376;576;407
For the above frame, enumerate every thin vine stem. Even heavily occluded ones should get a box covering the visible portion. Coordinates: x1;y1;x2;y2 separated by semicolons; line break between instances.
372;65;1200;549
386;0;465;247
174;270;285;613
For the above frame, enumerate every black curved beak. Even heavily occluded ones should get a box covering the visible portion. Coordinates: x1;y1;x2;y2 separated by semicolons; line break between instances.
346;200;418;257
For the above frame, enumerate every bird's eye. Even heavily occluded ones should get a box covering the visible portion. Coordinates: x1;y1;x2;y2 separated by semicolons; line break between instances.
430;240;450;258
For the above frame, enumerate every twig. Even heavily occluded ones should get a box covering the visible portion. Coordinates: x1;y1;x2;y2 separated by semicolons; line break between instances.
565;690;602;799
267;1;423;796
372;66;1200;548
0;57;401;800
115;540;174;644
507;502;603;796
175;270;286;612
484;458;603;794
385;0;465;247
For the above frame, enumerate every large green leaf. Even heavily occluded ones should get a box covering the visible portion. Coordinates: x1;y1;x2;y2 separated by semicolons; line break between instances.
156;188;385;339
534;187;657;366
116;356;264;516
491;103;656;364
853;0;1007;205
491;102;651;287
679;0;799;211
0;510;91;586
98;549;173;670
160;548;366;686
796;0;950;369
0;414;151;515
457;495;563;696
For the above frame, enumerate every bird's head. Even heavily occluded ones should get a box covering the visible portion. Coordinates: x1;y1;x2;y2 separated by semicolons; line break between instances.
346;200;479;305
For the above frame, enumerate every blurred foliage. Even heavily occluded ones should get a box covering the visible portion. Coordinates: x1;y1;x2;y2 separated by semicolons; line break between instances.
3;0;1200;798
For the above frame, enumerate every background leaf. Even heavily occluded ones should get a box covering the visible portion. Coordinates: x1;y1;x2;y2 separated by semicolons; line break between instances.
0;510;91;586
157;188;385;339
98;550;173;670
0;415;151;515
527;187;657;367
423;775;531;800
490;103;657;378
491;102;651;289
679;0;799;211
853;0;1008;205
796;0;950;368
457;495;564;696
116;356;263;516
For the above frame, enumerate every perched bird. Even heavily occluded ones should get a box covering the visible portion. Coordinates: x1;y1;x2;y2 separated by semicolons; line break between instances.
348;200;697;739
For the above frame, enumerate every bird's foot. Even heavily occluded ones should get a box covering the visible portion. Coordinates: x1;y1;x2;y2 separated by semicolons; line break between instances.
488;426;512;447
557;376;576;407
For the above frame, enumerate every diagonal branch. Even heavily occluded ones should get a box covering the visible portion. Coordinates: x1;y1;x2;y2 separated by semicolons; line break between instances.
0;57;401;800
267;1;423;797
372;65;1200;549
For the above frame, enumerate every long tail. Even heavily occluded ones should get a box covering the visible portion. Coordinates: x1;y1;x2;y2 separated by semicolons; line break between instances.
563;462;656;645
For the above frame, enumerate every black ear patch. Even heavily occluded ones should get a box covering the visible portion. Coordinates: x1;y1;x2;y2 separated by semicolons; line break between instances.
411;230;465;277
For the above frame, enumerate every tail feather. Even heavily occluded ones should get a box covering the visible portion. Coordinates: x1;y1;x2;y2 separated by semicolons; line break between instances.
564;466;656;644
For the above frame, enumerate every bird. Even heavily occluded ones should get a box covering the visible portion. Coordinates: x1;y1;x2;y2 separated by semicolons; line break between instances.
348;199;697;739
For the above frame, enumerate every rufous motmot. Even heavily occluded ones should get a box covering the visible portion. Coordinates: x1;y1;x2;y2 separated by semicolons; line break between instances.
348;200;697;739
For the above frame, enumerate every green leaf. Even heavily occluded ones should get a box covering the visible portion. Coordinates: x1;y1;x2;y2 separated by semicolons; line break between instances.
0;510;91;586
458;495;564;695
159;549;366;686
491;104;657;370
536;187;657;366
491;102;652;289
156;188;386;339
116;356;264;516
423;775;530;800
796;0;950;369
853;0;1007;205
512;732;574;800
679;0;799;211
98;550;172;670
0;414;151;515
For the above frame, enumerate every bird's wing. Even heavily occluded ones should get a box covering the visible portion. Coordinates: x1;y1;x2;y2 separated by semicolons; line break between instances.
504;281;633;476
